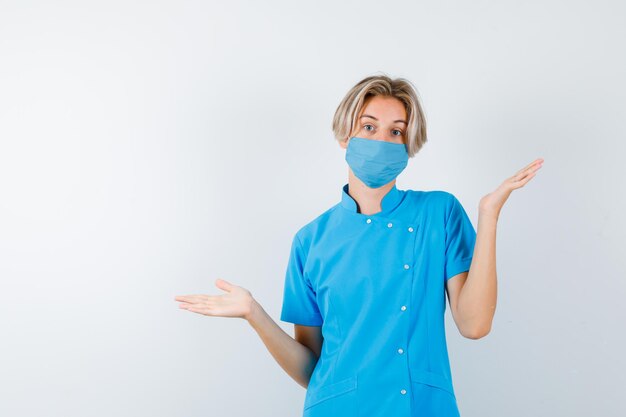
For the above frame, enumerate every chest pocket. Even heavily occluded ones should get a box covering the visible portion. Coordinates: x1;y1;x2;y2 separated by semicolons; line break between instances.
303;375;358;416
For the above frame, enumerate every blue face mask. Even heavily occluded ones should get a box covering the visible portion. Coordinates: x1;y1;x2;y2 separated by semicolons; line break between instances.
345;136;409;189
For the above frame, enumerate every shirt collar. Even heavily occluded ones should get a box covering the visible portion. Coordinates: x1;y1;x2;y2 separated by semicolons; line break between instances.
340;182;403;214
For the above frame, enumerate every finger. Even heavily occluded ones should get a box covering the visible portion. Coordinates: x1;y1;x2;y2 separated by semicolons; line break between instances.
514;160;541;177
175;295;200;301
215;278;234;293
181;303;199;311
510;170;528;183
523;171;537;183
513;158;544;177
515;171;537;188
512;162;542;181
525;160;543;175
175;295;206;304
187;305;215;315
179;302;214;310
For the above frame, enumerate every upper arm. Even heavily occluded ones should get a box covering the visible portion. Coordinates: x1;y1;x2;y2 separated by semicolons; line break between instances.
294;324;323;358
443;193;476;336
280;234;324;326
281;233;324;358
443;194;476;281
445;271;468;332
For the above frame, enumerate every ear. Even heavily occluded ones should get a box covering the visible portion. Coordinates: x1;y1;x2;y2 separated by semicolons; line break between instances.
339;137;350;150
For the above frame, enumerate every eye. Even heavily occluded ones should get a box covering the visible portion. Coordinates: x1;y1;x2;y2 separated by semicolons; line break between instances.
392;129;403;136
363;124;374;132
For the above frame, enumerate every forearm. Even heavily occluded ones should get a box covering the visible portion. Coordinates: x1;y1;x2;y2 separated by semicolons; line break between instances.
457;212;498;337
246;299;318;389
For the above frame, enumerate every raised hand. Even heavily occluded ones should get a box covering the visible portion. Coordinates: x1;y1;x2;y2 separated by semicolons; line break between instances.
478;157;544;220
175;278;255;320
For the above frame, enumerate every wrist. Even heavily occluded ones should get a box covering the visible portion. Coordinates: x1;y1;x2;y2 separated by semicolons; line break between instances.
478;208;500;222
245;297;263;324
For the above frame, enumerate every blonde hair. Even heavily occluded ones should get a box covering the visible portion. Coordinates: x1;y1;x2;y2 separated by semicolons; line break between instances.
331;73;427;158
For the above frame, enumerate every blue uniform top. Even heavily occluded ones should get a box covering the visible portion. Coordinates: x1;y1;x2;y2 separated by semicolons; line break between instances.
280;182;477;417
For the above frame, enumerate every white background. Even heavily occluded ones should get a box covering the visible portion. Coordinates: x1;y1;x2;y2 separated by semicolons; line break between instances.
1;0;624;416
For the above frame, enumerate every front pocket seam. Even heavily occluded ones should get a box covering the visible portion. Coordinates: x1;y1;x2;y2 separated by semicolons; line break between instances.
412;381;456;399
410;370;456;398
304;376;357;410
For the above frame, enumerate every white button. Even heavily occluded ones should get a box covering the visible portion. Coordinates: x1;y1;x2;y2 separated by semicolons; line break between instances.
397;348;404;354
408;227;414;232
401;305;407;311
400;389;407;395
366;218;372;224
387;222;393;228
404;264;410;270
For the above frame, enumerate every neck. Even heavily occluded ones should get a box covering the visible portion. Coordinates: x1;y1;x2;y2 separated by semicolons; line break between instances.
347;169;396;215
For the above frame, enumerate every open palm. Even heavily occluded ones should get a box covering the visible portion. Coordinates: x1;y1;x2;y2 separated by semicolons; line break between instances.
479;157;544;219
175;278;254;320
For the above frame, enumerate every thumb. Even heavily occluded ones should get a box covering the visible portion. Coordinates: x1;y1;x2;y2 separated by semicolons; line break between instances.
215;278;234;292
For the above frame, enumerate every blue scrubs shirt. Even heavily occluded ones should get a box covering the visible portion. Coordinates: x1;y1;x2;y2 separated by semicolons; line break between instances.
280;182;477;417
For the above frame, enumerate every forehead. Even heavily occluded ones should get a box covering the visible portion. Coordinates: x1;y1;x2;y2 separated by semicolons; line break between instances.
360;95;406;120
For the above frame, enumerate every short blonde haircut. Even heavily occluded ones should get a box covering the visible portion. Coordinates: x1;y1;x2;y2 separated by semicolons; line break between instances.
331;74;427;158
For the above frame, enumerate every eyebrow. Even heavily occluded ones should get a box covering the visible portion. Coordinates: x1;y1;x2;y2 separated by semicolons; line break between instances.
360;114;407;125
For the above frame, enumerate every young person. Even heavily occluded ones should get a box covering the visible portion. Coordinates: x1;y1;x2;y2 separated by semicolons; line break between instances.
175;74;543;417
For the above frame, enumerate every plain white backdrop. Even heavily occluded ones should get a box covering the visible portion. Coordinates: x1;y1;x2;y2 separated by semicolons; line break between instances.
1;0;624;416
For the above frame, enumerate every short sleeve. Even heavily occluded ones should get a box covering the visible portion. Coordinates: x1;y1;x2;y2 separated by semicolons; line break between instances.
444;194;477;281
280;233;323;326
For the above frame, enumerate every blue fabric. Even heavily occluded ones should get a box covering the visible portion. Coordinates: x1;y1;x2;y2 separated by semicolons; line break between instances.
280;183;477;417
344;136;409;188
